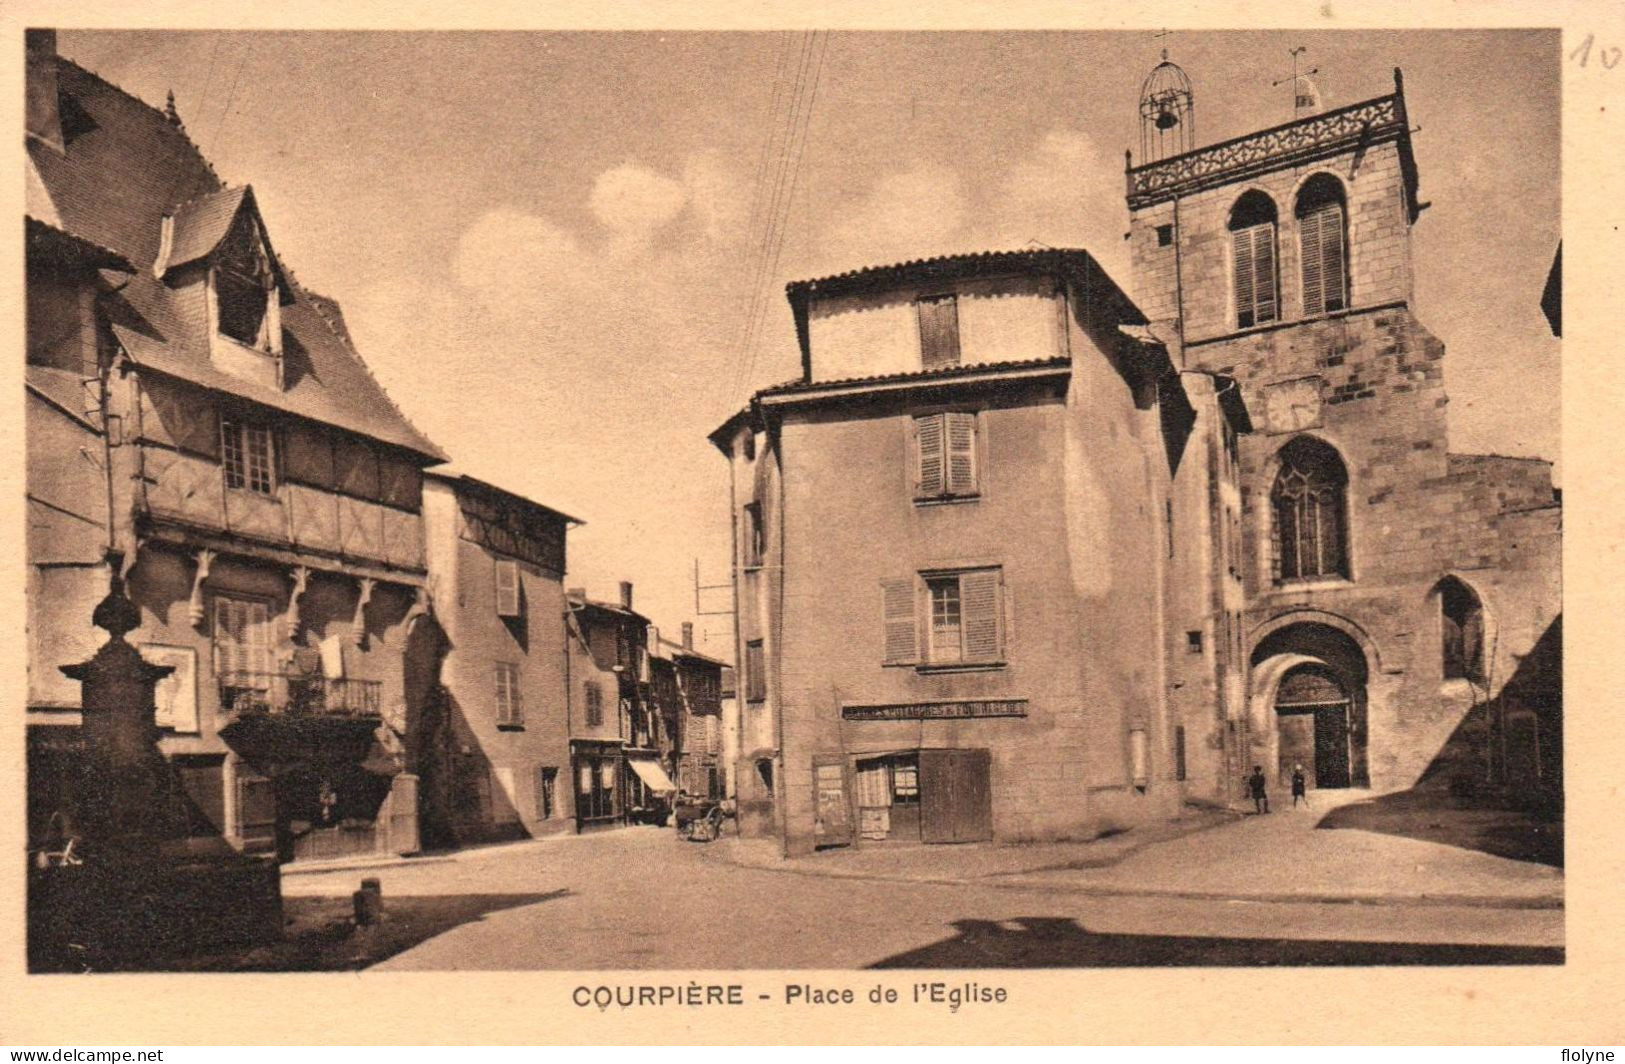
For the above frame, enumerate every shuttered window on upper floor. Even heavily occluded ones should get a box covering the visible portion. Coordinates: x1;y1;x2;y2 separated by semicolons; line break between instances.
916;294;961;368
881;568;1005;668
913;411;979;501
1229;191;1279;329
1296;174;1349;316
495;662;523;727
494;558;521;617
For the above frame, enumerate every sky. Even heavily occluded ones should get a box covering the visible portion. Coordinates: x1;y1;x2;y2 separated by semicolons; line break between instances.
55;29;1561;660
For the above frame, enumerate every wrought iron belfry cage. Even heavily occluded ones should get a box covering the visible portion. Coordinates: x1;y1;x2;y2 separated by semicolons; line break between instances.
1139;52;1196;163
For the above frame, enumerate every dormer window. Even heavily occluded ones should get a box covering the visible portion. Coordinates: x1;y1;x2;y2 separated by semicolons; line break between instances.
213;216;280;354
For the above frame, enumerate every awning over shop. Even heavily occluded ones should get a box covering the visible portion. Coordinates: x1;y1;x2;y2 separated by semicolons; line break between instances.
628;757;677;794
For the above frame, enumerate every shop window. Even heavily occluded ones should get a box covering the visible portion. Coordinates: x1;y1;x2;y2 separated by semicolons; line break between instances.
1229;190;1279;328
913;412;979;501
1272;436;1349;581
916;294;961;368
221;418;275;495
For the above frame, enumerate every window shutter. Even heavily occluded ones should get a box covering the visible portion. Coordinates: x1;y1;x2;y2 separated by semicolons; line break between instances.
584;680;602;726
1252;225;1277;323
1300;208;1325;315
960;569;1002;662
494;559;520;617
1232;229;1255;326
946;412;978;495
1318;204;1346;312
917;295;960;368
916;414;945;497
881;578;918;664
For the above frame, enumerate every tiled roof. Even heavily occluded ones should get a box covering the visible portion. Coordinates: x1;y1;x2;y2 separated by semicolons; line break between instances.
426;466;585;526
162;185;249;270
758;356;1073;398
30;56;446;462
26;215;132;273
786;248;1141;320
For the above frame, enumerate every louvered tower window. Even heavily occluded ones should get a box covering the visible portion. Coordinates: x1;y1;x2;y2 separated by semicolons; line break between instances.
1229;191;1279;329
1272;436;1350;581
1296;174;1349;316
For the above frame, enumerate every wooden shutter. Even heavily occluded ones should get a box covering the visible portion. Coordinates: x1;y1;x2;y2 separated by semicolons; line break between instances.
1251;225;1277;323
1232;229;1256;327
946;412;977;495
584;680;602;726
1318;204;1345;312
1300;208;1325;315
494;559;521;617
917;295;960;368
745;641;766;701
960;569;1002;663
915;415;945;498
881;578;918;664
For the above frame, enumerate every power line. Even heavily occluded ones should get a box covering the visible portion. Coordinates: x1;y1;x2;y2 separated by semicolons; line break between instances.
209;39;253;166
728;31;815;401
739;31;828;399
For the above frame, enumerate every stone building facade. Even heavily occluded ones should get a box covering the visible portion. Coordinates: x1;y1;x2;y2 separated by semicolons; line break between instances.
1125;65;1561;801
711;251;1251;855
417;472;579;845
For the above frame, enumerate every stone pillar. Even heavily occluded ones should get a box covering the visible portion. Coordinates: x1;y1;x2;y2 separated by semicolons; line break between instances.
59;567;175;860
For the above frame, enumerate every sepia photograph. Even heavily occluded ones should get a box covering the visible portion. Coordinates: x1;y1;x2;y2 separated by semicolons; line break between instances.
17;14;1573;994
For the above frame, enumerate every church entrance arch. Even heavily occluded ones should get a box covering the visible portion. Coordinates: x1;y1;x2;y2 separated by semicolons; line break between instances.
1250;621;1371;789
1273;665;1351;788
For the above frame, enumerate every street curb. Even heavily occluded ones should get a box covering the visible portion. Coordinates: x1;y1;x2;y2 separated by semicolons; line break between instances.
280;854;457;877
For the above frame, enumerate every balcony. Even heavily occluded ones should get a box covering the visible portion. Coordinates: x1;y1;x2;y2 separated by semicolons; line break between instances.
219;671;382;719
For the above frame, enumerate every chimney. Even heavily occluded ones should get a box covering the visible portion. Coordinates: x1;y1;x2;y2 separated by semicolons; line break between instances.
681;622;694;652
619;581;634;611
26;28;63;152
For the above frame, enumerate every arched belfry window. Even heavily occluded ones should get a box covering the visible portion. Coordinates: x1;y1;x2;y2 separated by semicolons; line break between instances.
1229;191;1279;329
1272;436;1349;581
1296;174;1349;316
1439;577;1485;682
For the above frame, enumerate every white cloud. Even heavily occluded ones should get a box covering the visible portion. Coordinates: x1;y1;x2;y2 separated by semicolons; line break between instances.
588;163;688;244
818;161;969;275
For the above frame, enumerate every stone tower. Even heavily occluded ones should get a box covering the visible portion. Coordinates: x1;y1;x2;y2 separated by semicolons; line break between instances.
1124;66;1561;798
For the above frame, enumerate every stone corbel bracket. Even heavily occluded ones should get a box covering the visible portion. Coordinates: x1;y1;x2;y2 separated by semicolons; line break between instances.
188;548;216;629
287;565;310;643
352;577;376;647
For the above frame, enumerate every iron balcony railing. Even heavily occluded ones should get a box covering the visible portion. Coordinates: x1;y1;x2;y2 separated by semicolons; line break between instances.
218;671;383;719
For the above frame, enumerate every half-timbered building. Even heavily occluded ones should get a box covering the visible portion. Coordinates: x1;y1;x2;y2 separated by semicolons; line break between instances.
25;31;448;862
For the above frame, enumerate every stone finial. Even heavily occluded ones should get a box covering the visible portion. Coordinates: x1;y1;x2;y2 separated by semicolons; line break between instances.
91;561;141;641
164;90;183;128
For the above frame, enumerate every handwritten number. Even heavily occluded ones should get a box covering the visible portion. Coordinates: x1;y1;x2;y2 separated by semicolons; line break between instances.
1571;33;1620;70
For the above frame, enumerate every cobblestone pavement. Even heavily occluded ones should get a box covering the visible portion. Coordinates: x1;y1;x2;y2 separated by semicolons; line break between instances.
278;809;1563;970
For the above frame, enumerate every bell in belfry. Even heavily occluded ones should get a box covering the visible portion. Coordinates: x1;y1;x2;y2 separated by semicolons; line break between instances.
1137;51;1196;163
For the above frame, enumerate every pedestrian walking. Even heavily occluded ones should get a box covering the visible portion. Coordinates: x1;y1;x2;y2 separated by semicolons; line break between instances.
1291;763;1310;808
1248;765;1270;814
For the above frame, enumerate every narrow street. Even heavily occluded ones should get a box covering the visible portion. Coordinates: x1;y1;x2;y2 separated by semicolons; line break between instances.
279;808;1563;970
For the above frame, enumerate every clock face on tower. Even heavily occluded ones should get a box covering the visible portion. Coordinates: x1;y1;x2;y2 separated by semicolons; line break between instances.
1262;376;1324;434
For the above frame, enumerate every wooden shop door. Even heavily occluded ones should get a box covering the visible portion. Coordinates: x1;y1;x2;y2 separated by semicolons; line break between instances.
920;749;993;844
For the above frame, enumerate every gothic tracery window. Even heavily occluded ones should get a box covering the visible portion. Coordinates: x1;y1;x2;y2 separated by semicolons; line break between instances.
1272;436;1349;581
